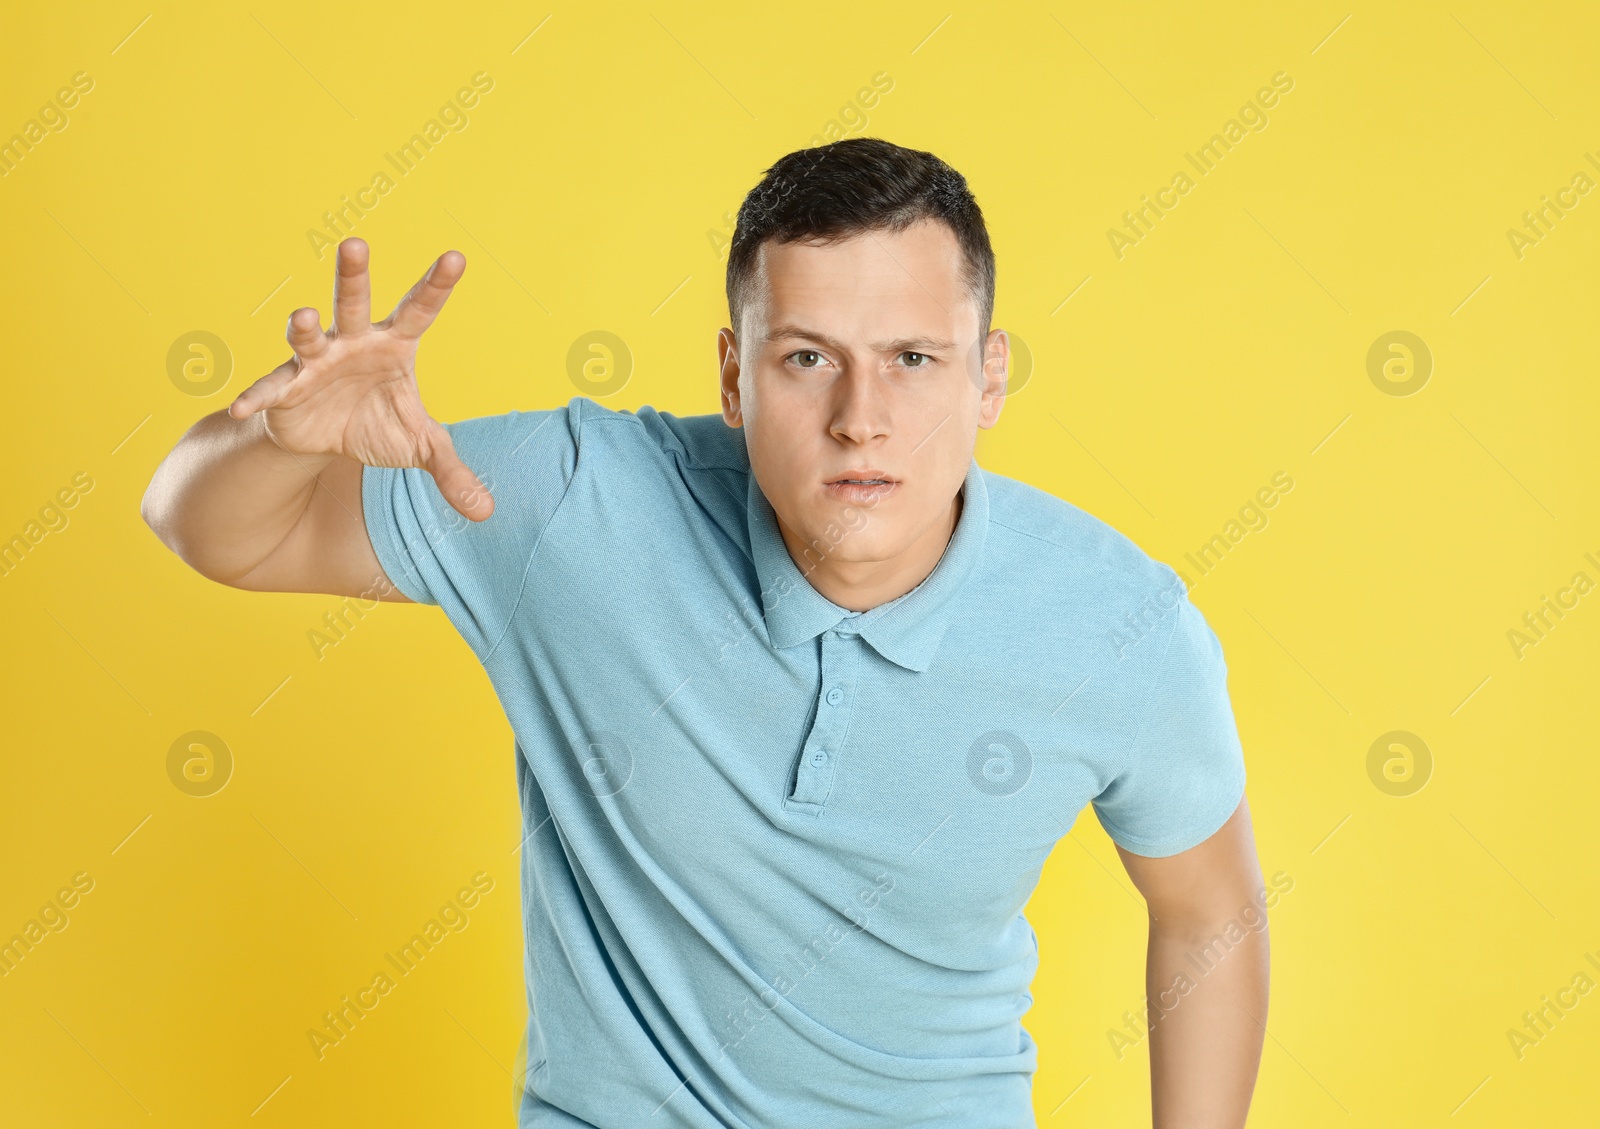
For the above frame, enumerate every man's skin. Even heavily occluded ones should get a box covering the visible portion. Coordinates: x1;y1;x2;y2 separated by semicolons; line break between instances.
142;228;1269;1127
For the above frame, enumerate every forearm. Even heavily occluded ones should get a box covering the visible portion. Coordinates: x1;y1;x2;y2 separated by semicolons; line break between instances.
141;409;340;584
1145;917;1268;1128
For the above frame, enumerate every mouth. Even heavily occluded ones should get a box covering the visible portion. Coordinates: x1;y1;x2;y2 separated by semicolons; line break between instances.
824;469;898;503
825;468;896;486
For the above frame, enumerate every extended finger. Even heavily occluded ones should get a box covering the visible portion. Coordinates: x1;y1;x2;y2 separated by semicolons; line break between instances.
332;238;372;336
386;251;466;340
228;359;298;419
285;306;328;360
421;422;495;522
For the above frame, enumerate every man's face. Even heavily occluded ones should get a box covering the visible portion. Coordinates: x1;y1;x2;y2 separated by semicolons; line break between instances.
718;219;1007;580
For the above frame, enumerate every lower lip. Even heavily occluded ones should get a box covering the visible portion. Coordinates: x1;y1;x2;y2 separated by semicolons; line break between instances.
825;480;897;505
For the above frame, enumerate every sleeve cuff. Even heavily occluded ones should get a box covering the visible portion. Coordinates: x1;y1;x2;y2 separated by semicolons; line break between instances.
1097;770;1247;858
361;463;436;606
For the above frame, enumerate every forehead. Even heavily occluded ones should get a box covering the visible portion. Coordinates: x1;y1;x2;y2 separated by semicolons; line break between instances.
743;219;977;341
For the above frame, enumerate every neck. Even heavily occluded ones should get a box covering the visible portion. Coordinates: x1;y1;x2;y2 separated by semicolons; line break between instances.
778;489;963;613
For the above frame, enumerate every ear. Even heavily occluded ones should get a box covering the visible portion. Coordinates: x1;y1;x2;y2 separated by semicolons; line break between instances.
718;326;744;427
978;328;1008;430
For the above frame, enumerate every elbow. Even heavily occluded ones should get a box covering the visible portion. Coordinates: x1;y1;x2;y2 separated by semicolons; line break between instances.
139;483;162;538
138;474;215;581
140;472;178;552
139;415;211;552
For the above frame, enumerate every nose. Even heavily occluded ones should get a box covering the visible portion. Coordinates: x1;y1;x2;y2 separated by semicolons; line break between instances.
828;364;891;446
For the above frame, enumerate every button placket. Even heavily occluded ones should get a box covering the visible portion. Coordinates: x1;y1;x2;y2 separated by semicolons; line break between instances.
787;630;859;809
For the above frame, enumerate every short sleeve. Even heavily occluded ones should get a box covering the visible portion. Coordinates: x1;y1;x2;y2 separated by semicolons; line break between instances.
1091;591;1247;857
361;403;581;662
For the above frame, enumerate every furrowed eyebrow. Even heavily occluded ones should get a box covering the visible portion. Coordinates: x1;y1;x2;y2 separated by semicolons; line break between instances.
763;325;850;352
762;324;956;353
875;336;956;354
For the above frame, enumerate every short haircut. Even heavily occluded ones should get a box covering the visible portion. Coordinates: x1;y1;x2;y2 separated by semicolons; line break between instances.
725;137;996;341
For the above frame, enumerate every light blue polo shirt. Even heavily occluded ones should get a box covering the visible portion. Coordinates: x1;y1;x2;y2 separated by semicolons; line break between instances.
362;396;1247;1129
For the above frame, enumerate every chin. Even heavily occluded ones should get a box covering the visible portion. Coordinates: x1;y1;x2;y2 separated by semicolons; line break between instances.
800;516;904;565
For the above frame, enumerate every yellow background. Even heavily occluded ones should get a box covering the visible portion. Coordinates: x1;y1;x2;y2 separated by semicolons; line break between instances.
2;1;1596;1125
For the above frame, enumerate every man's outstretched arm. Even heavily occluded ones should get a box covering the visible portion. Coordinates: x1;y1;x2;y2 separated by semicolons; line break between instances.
141;238;487;599
1117;796;1269;1129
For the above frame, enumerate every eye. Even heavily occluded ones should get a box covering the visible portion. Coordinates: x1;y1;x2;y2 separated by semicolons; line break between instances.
787;350;826;369
901;351;931;368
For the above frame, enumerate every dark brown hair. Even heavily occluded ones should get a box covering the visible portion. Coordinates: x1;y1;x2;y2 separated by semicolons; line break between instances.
725;137;995;338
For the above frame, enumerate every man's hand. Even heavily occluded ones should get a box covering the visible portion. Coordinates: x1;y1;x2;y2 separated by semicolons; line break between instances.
1116;797;1270;1129
230;237;492;522
143;238;485;597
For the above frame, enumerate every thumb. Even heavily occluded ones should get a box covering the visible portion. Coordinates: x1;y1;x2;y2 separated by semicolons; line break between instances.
422;423;495;522
228;360;298;419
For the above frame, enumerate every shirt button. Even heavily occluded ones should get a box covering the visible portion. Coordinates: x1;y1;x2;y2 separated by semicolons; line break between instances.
825;687;845;707
810;750;829;767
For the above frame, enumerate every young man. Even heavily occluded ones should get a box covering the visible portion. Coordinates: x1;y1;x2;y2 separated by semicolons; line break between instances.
143;138;1268;1128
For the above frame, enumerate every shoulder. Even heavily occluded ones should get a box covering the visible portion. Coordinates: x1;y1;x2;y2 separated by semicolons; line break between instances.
976;468;1207;675
982;468;1181;607
540;396;748;472
438;402;580;461
437;397;743;473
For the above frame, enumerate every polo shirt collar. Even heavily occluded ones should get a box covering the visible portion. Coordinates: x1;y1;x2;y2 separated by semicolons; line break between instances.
746;458;988;673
